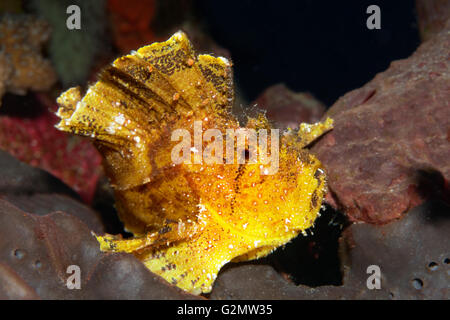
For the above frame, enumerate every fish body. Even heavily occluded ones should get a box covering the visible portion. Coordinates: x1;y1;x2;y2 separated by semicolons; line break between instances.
56;31;333;294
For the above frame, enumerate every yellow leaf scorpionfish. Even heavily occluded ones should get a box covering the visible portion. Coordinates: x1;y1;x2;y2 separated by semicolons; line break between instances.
55;31;333;294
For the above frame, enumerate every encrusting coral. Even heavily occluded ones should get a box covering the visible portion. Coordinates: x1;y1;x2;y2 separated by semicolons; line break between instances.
56;32;333;294
0;14;56;104
0;94;102;203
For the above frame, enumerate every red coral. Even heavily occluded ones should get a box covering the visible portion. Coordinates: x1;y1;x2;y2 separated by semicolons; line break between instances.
0;93;101;203
107;0;157;53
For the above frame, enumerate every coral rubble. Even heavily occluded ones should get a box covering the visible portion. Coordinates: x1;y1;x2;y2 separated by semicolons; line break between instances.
0;14;56;105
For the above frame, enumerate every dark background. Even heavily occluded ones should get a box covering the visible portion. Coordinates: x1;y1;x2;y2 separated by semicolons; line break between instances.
195;0;420;106
193;0;420;285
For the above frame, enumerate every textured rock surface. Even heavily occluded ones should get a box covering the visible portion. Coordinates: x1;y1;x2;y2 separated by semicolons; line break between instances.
0;193;105;233
416;0;450;41
310;18;450;224
253;83;326;130
0;150;78;197
0;152;198;299
210;200;450;299
0;199;198;299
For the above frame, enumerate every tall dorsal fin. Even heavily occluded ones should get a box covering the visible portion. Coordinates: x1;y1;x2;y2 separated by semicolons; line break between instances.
56;31;234;190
